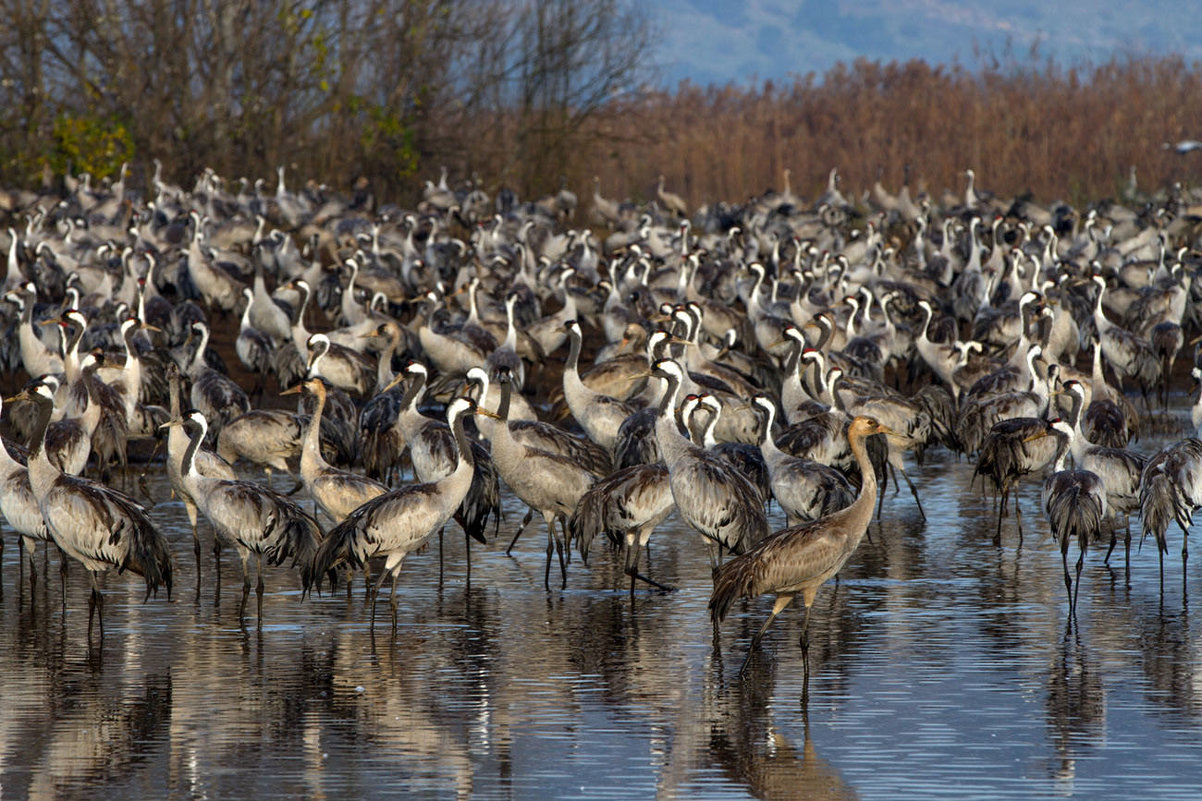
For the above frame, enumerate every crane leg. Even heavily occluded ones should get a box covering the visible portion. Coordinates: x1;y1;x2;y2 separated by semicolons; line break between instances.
87;572;105;642
238;552;252;623
256;555;265;629
625;538;674;595
1073;546;1085;618
369;568;390;632
1062;547;1074;617
213;538;223;609
799;602;815;703
506;508;535;556
994;487;1007;545
738;593;795;678
59;547;69;609
554;516;568;589
191;519;202;605
390;572;400;631
901;468;926;520
1014;492;1024;547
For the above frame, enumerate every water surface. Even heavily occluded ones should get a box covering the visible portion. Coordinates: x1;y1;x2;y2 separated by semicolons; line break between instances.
3;411;1202;799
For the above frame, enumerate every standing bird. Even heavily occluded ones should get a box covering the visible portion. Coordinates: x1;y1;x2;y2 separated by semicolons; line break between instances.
709;415;891;681
1139;438;1202;592
749;395;854;525
1028;419;1107;619
973;415;1062;545
303;397;482;629
284;377;387;523
165;364;236;602
483;366;604;589
166;410;321;626
569;463;675;598
10;381;172;640
0;392;53;596
651;359;768;565
186;321;250;443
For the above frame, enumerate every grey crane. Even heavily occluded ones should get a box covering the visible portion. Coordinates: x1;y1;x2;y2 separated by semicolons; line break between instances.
166;364;236;602
186;321;250;442
1060;379;1146;576
382;361;500;577
303;396;482;629
0;392;54;596
1027;418;1107;619
709;415;891;683
1139;437;1202;593
165;410;321;627
305;332;374;397
483;366;605;589
562;319;636;453
236;287;274;399
973;415;1062;545
749;395;854;526
651;358;768;566
570;462;676;598
10;380;172;641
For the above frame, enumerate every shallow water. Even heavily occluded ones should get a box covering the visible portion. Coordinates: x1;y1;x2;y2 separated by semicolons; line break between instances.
3;409;1202;799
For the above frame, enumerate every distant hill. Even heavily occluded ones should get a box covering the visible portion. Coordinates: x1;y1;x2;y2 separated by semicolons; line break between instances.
651;0;1202;85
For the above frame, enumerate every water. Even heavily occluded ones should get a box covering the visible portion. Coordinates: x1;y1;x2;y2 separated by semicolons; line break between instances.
3;413;1202;799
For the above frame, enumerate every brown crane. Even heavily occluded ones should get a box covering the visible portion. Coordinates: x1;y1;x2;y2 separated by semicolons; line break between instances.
709;415;891;684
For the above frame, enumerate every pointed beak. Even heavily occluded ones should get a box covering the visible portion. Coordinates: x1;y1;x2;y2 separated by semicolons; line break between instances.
381;373;406;394
281;384;303;396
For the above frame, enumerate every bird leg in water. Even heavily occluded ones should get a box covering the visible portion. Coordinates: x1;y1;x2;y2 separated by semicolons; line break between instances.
87;572;105;642
542;514;568;590
390;572;401;630
900;467;927;520
799;601;815;692
624;537;675;597
506;508;535;556
738;593;795;678
369;568;390;632
256;555;265;629
213;538;223;609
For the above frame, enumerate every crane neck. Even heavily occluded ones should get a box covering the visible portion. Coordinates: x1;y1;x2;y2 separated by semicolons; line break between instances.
301;385;329;471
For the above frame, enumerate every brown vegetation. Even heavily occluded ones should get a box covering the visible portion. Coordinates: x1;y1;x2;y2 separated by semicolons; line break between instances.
1;0;1200;209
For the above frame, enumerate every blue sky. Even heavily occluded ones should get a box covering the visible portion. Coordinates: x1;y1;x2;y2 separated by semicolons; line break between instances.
649;0;1202;86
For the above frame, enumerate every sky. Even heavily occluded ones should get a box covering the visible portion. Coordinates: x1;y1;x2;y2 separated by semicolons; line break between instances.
649;0;1202;86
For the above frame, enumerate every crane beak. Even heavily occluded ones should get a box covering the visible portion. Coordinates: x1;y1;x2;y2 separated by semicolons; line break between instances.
381;373;405;394
158;419;182;431
1189;333;1202;346
475;407;502;420
2;389;29;404
1022;430;1049;443
140;322;163;333
280;384;303;396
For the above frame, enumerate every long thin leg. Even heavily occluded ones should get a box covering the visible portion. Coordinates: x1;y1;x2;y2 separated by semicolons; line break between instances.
901;468;926;520
369;568;389;631
238;553;252;623
738;593;795;678
1062;547;1074;617
1073;547;1085;618
506;508;535;556
88;572;105;642
555;516;568;589
214;538;223;609
255;554;265;629
1014;491;1024;547
625;531;674;594
390;572;400;630
799;602;815;701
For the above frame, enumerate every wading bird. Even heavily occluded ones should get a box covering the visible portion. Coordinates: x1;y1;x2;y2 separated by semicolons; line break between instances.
709;415;890;684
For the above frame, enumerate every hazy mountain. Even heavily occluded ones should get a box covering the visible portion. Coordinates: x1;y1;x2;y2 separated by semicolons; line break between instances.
651;0;1202;86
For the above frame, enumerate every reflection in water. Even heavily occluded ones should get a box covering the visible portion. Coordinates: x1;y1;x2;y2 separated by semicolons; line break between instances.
1044;625;1106;794
4;423;1202;797
708;656;858;801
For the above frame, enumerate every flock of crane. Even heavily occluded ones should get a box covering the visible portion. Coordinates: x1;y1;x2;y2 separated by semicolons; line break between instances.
1;163;1201;678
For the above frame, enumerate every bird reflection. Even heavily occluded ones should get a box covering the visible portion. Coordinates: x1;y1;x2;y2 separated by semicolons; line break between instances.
708;655;858;800
1044;623;1105;791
